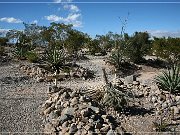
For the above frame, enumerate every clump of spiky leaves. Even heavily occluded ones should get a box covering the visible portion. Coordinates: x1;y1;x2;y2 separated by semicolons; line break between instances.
155;64;180;94
85;68;134;110
45;45;66;73
108;48;125;70
103;84;128;109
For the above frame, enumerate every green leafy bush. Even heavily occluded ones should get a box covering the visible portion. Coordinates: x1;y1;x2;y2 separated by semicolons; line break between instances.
155;65;180;94
26;51;38;63
152;37;180;64
126;32;151;63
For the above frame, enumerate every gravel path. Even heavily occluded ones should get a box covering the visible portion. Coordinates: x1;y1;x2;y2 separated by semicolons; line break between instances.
0;62;48;134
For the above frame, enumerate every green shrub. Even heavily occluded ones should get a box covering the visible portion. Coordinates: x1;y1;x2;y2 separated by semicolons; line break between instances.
26;51;38;63
152;37;180;64
155;65;180;94
0;46;5;56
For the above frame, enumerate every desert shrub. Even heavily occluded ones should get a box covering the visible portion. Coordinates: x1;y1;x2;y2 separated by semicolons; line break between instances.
0;46;5;56
25;51;38;63
0;37;8;46
152;37;180;64
155;65;180;94
126;32;152;63
87;39;102;55
14;43;29;60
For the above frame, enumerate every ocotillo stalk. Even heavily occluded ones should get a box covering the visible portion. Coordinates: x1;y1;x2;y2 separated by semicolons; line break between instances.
102;68;108;85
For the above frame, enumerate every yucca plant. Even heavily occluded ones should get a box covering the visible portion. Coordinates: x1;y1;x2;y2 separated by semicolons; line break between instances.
155;65;180;94
45;45;65;73
45;45;66;86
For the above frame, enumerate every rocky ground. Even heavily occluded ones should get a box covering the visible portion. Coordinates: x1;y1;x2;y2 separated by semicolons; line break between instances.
0;61;48;133
0;55;179;134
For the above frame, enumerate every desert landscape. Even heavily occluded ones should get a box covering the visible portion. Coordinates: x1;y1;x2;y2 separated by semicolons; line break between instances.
0;1;180;135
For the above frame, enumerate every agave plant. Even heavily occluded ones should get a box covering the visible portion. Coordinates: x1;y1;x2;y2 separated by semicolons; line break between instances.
84;68;134;110
108;48;124;70
155;65;180;94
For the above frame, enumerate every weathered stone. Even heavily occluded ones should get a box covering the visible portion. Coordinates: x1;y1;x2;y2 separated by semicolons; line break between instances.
162;102;168;109
47;85;59;94
100;124;110;133
55;104;62;110
51;119;60;127
62;101;70;108
175;96;180;102
42;100;53;109
44;123;56;132
62;121;69;128
173;106;179;115
133;81;140;85
89;106;100;114
81;108;92;117
95;122;102;129
61;92;70;99
115;127;125;135
124;75;136;84
59;115;69;125
36;76;44;82
84;125;91;131
69;123;78;134
151;96;157;103
107;129;116;135
44;107;53;115
71;97;78;105
61;127;69;134
49;110;59;120
62;107;75;116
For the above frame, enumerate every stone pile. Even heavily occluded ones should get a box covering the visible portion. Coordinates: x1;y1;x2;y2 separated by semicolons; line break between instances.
19;64;48;82
148;87;180;116
41;86;124;135
114;75;180;117
19;64;94;83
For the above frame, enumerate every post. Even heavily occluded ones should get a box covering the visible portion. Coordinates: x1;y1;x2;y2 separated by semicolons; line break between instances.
54;70;57;87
